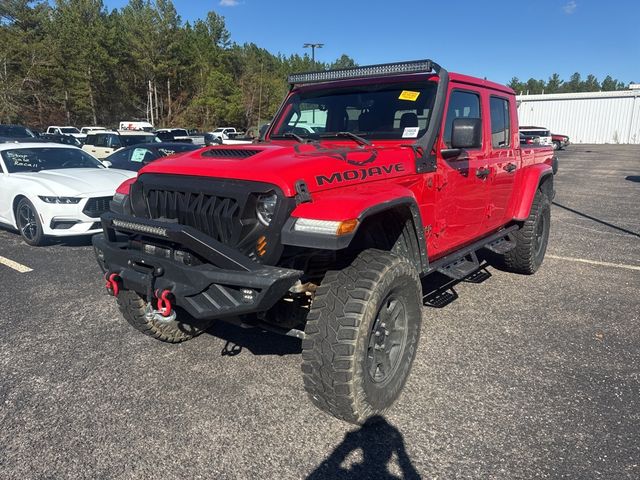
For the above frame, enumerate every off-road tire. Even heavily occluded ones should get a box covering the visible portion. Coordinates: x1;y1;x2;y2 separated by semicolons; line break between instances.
16;197;47;246
552;156;559;175
301;249;422;424
117;290;212;343
503;189;551;274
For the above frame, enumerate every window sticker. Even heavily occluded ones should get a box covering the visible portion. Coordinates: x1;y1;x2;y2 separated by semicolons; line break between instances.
402;127;420;138
130;148;149;163
399;90;420;101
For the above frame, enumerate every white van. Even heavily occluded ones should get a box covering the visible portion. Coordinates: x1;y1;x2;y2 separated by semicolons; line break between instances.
119;121;154;132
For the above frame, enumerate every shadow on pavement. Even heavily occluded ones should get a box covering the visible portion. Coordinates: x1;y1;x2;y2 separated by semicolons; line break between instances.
307;416;421;480
206;320;302;357
625;175;640;183
552;201;640;238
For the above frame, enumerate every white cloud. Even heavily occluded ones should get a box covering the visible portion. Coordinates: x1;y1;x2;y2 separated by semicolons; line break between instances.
563;1;577;14
219;0;240;6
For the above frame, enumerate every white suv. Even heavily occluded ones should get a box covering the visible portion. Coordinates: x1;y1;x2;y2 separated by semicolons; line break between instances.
519;126;552;146
82;131;160;159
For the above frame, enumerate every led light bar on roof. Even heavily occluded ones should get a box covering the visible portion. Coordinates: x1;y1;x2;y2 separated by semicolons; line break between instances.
288;59;434;85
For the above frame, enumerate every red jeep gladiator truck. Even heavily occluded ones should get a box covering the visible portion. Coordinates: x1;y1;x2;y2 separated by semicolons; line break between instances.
93;59;555;424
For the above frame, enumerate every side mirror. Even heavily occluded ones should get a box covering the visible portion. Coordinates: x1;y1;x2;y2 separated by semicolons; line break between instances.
451;118;482;149
102;160;112;168
441;118;482;159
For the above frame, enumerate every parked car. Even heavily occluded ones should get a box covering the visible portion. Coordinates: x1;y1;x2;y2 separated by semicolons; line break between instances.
519;126;552;146
46;126;86;141
519;133;540;145
104;142;201;171
551;133;570;150
0;143;135;245
154;128;193;143
40;133;83;147
80;126;108;135
0;124;38;142
94;58;555;424
203;127;255;145
82;130;160;159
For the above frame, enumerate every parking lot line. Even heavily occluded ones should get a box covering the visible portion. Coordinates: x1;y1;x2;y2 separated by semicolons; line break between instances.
546;254;640;272
0;255;33;273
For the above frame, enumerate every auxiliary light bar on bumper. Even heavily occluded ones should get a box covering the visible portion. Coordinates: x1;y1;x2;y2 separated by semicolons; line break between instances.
93;212;303;320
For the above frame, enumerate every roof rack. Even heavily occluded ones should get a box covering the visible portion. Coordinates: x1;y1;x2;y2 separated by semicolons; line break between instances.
288;59;436;85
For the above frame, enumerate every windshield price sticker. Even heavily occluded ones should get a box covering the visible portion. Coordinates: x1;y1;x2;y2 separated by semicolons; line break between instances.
130;148;148;163
399;90;420;101
402;127;420;138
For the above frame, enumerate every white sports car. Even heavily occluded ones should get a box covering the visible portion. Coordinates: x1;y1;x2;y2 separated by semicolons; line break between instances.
0;143;136;245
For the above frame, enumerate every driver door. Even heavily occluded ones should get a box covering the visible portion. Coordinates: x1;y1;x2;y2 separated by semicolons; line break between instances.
428;87;490;258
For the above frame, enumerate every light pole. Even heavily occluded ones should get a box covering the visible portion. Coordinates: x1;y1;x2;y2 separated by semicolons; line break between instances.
303;43;324;64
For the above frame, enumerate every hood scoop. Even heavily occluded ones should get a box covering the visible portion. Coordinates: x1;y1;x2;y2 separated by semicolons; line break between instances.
202;148;262;159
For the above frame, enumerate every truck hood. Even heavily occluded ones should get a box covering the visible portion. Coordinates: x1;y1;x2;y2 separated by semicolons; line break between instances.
11;168;136;196
138;142;417;197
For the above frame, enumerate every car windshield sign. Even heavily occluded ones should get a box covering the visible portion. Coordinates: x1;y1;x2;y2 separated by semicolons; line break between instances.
1;147;103;173
271;81;437;141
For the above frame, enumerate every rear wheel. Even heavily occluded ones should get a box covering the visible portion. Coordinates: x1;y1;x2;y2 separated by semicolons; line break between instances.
16;198;46;246
117;290;212;343
502;189;551;274
301;249;422;424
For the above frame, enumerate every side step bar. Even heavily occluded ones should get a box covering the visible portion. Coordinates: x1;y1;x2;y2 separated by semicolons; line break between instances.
426;225;519;279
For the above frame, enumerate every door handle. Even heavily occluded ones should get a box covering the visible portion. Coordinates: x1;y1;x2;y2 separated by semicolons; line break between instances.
476;167;491;179
503;163;517;173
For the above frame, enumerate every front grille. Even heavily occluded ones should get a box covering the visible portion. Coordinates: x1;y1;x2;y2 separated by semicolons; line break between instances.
146;190;240;244
83;196;112;218
128;174;292;265
202;149;262;159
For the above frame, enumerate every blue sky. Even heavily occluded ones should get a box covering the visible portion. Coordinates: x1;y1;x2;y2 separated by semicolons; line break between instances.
105;0;639;85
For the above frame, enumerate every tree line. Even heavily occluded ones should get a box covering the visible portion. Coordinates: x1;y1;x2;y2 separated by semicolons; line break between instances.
0;0;356;131
1;1;633;130
509;73;630;96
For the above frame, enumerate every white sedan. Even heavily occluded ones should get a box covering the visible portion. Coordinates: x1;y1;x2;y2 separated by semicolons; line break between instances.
0;143;136;245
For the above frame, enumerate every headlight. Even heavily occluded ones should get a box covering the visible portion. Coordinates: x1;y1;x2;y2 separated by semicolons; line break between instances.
38;196;82;204
256;193;278;226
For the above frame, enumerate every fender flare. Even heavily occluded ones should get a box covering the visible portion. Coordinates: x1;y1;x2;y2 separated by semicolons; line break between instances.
281;189;428;272
511;164;554;220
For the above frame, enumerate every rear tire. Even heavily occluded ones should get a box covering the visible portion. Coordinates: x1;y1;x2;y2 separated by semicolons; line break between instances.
503;190;551;274
301;249;422;424
117;290;212;343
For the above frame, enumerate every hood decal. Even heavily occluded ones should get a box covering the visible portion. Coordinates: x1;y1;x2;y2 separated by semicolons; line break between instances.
294;143;378;167
315;163;405;186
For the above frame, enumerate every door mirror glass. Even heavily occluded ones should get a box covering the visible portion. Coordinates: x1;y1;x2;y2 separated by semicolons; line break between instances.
451;118;482;149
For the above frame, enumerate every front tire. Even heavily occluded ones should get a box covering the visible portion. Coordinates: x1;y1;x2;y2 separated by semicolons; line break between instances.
16;198;46;246
503;189;551;274
301;250;422;424
117;291;212;343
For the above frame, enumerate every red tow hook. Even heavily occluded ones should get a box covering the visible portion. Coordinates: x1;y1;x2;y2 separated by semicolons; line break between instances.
105;273;121;297
156;289;173;318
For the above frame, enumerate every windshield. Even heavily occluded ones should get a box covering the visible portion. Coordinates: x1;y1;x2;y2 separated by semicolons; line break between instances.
1;147;104;173
521;130;550;136
213;128;225;133
60;127;80;134
0;125;36;138
272;81;437;141
121;135;160;147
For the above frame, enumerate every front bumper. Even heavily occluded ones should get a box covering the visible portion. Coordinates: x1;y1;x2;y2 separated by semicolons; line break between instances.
93;212;302;320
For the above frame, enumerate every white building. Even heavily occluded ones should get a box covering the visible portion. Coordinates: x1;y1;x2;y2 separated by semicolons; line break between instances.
516;89;640;144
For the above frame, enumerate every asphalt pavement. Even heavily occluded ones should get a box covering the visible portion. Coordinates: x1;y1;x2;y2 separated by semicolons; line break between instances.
1;144;638;479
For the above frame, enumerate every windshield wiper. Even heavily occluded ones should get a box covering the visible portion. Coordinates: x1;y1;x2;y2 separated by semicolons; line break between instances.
278;132;307;143
320;132;372;146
